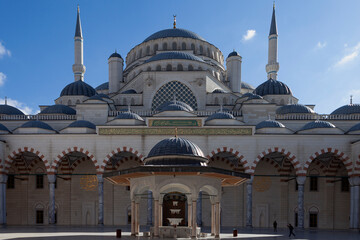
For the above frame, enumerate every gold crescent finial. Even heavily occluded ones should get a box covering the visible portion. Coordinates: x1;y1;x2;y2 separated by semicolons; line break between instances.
173;15;177;29
77;4;80;13
273;1;275;9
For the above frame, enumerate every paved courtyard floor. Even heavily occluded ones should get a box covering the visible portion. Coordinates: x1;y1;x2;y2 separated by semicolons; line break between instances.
0;226;359;240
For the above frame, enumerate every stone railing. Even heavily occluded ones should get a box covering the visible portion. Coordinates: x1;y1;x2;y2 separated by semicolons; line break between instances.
109;110;242;117
0;114;76;121
275;114;360;120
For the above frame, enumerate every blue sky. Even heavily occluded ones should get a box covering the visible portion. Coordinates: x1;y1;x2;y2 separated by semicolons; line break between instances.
0;0;360;114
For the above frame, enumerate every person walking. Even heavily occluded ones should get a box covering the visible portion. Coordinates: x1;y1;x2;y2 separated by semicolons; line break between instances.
273;220;277;232
287;223;295;237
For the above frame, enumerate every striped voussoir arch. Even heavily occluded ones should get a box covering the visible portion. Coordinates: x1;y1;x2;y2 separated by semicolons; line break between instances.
101;147;144;173
206;147;249;172
50;147;98;174
304;148;353;176
251;147;300;176
356;156;360;176
0;159;4;174
6;147;50;174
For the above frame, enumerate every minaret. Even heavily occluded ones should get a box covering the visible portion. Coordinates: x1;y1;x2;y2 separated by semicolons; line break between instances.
266;3;279;80
72;5;86;81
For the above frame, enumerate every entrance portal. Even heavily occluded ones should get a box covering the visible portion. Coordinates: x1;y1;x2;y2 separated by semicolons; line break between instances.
163;192;187;226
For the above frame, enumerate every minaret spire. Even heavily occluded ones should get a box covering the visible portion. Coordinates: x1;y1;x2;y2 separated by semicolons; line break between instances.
266;3;280;80
72;5;86;81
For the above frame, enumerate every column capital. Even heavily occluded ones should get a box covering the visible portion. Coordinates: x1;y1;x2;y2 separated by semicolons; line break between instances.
349;176;360;186
96;174;104;183
247;175;254;184
0;174;8;184
47;175;56;183
296;176;306;185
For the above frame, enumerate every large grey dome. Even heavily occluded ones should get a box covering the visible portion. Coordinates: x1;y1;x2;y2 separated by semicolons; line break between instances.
256;120;285;130
331;104;360;115
40;105;76;115
145;51;204;63
143;28;206;43
276;104;315;114
347;122;360;133
0;105;25;115
300;120;336;131
95;82;109;91
0;123;10;133
254;78;292;96
60;81;96;97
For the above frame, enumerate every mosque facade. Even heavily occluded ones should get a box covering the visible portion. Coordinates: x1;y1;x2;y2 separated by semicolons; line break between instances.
0;5;359;233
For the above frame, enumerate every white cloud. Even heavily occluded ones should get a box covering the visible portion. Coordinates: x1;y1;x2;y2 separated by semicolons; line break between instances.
0;97;36;115
0;72;6;86
243;29;256;41
0;42;11;58
316;41;327;49
335;42;360;67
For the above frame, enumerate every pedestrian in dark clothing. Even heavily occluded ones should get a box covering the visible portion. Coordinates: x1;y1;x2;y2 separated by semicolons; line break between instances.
273;220;277;232
287;224;295;237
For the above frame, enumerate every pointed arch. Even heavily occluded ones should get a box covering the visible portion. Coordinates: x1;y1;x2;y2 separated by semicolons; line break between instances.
6;147;50;174
100;146;144;173
251;147;299;176
207;147;248;172
304;148;353;176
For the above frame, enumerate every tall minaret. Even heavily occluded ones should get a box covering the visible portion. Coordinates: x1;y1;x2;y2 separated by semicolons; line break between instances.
266;3;279;80
72;5;86;81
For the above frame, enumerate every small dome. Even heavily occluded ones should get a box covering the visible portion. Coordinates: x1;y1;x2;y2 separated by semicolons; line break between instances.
240;93;263;100
212;89;226;93
157;100;193;112
241;82;255;90
60;81;96;97
256;120;285;130
145;51;204;63
254;78;292;96
206;111;235;122
300;120;336;131
95;82;109;91
147;137;205;158
115;111;144;121
143;28;206;43
67;120;96;129
121;89;137;94
0;105;25;115
0;123;10;133
108;52;122;59
331;104;360;115
20;120;55;131
228;50;240;58
276;104;315;115
40;105;76;115
348;122;360;133
96;93;110;99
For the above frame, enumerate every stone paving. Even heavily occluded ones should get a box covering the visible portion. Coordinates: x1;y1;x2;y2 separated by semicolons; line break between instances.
0;226;359;240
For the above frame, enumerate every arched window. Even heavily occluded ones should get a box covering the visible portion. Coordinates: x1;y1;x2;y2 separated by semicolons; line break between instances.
172;42;177;50
215;97;219;105
162;43;168;50
309;206;319;228
207;48;210;57
146;46;150;55
154;44;158;52
191;43;195;51
198;66;202;71
147;66;151;71
35;168;44;189
139;49;143;57
76;99;80;104
199;45;203;54
151;81;198;111
177;64;183;71
166;64;172;71
223;97;227;105
156;65;161;71
123;98;127;105
188;65;194;71
35;203;44;224
182;42;186;50
131;98;135;105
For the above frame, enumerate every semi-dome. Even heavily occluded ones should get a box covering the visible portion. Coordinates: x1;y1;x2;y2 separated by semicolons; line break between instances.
145;51;204;63
67;120;96;129
276;104;315;115
40;104;76;115
241;82;255;90
95;82;109;91
145;137;207;166
121;89;137;94
157;100;193;112
115;111;144;121
20;120;55;131
0;105;25;115
143;28;206;43
108;52;122;59
347;122;360;133
254;78;292;96
60;81;96;97
331;104;360;115
240;92;263;100
206;111;235;122
256;120;285;130
228;50;240;58
0;123;10;133
300;120;336;131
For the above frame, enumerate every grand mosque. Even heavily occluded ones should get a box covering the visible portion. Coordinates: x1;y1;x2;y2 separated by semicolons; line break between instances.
0;4;359;237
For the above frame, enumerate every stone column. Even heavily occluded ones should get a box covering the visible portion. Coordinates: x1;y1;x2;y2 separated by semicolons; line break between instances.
211;203;215;236
97;174;104;225
188;202;192;227
0;174;7;225
246;176;253;228
135;202;140;235
159;202;163;227
192;200;197;238
296;176;306;229
349;176;360;229
350;183;354;228
131;200;136;236
215;202;220;238
196;191;202;227
154;199;159;237
147;191;153;226
48;175;56;224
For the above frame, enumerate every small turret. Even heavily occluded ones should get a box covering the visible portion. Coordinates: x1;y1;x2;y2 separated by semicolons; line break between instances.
108;51;123;93
266;4;279;80
226;50;242;93
72;5;86;81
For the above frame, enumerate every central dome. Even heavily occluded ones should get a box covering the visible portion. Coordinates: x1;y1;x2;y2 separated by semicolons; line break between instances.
60;81;96;97
143;28;206;43
254;78;292;96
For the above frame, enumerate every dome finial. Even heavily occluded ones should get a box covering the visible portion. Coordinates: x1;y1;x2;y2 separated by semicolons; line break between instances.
350;95;353;104
4;96;7;105
173;15;177;29
273;1;275;9
174;127;178;138
268;114;271;120
219;104;223;113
